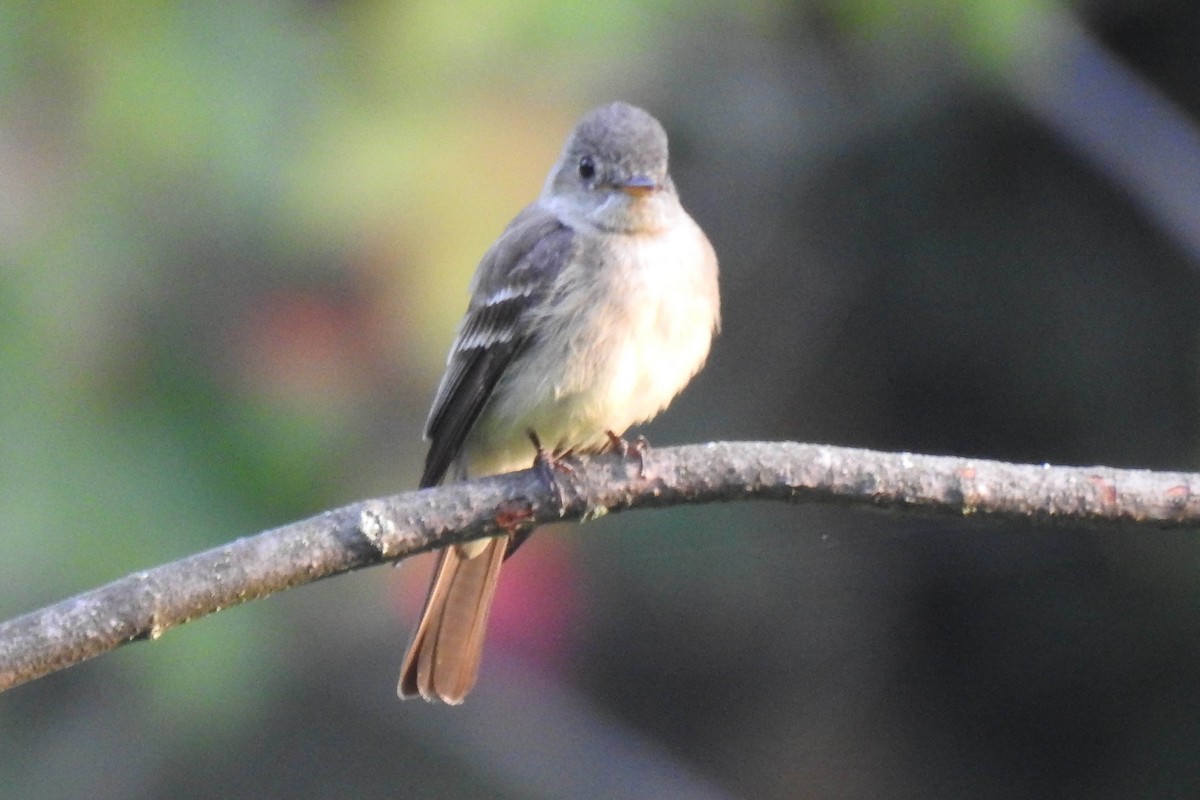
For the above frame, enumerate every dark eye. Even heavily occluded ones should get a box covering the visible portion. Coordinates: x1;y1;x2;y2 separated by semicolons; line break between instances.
577;156;596;181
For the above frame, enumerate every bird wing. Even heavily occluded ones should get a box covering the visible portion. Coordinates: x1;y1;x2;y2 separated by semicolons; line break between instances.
420;204;575;488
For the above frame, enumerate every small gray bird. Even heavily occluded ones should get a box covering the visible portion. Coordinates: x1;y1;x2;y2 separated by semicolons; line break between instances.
398;102;720;704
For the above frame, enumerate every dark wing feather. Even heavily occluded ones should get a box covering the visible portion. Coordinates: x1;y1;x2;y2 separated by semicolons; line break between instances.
420;206;575;488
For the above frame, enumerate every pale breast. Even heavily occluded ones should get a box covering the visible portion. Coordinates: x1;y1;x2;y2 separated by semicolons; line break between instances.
467;214;719;473
586;220;718;424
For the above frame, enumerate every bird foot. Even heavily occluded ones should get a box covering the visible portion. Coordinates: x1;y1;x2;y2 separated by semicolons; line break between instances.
527;430;573;515
605;430;649;478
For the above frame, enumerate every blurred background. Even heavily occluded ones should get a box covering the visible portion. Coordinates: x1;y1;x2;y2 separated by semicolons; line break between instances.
4;0;1200;797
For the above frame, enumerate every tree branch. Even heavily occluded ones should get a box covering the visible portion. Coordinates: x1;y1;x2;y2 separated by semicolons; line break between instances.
3;440;1198;693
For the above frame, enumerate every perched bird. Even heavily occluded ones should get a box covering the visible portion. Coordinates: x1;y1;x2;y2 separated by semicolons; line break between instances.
398;102;720;704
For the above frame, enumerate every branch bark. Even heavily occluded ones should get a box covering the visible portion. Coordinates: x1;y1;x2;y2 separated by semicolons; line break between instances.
3;440;1198;693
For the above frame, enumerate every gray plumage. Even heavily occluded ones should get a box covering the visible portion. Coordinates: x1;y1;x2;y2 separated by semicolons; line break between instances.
399;102;719;703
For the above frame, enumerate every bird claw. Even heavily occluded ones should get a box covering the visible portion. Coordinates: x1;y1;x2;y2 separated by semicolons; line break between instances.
605;430;649;478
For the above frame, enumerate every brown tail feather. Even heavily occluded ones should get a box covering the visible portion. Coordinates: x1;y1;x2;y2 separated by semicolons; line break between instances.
398;537;507;704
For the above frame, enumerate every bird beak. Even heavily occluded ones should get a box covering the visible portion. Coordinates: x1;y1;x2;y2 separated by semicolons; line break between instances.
617;175;658;197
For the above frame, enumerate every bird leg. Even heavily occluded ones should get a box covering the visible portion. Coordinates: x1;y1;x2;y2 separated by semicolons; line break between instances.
529;429;573;503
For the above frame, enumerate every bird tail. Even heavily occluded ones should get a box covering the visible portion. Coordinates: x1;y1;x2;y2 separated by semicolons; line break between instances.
397;537;507;704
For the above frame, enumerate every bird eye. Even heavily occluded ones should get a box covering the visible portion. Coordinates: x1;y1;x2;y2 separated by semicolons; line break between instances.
577;156;596;181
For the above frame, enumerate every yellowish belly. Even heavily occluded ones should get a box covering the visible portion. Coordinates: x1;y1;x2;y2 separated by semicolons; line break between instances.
465;220;717;477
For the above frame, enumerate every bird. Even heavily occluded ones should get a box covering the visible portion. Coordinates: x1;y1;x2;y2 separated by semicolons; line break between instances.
398;101;720;704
